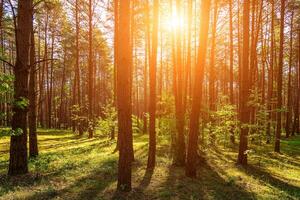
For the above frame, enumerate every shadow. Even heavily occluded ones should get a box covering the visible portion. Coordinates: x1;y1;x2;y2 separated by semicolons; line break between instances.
137;168;154;189
38;137;100;152
244;165;300;199
0;173;44;195
25;158;118;200
211;146;300;199
154;162;255;200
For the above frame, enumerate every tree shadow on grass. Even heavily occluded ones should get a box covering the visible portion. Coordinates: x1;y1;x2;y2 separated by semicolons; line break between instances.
0;173;44;196
137;168;154;189
155;161;255;200
211;147;300;199
243;165;300;199
24;158;118;200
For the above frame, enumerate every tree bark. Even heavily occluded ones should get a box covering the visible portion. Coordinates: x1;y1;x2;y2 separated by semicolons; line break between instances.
174;0;186;166
88;0;94;138
29;13;38;158
8;0;33;176
285;9;294;138
275;0;285;153
237;0;250;166
186;0;211;178
147;0;159;169
117;0;133;191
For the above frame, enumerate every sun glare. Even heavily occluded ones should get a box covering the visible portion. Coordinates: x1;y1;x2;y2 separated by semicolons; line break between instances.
165;12;185;31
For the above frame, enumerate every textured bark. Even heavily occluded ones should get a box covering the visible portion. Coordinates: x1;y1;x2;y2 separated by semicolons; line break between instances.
29;16;38;158
9;0;33;176
229;0;234;104
117;0;133;191
186;0;211;178
75;0;83;135
275;0;285;153
266;0;275;143
174;0;186;166
147;0;159;169
88;0;94;138
292;29;300;135
209;0;218;112
285;9;294;138
143;0;150;134
237;0;250;166
112;0;119;141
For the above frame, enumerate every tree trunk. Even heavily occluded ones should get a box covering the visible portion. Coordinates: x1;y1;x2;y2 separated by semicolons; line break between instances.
292;29;300;135
186;0;211;178
29;14;38;158
174;0;186;166
237;0;250;166
275;0;285;153
285;9;294;138
88;0;94;138
117;0;133;192
147;0;159;169
8;0;33;176
266;0;275;143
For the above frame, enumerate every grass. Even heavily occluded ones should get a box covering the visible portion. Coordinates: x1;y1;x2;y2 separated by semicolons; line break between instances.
0;129;299;200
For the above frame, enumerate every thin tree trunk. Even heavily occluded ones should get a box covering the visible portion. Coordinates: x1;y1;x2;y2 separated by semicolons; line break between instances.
237;0;250;166
29;15;38;158
147;0;159;169
88;0;94;138
174;0;186;166
274;0;285;153
285;9;294;138
186;0;211;178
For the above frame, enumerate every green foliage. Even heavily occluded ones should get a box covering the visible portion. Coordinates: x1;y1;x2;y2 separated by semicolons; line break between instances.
0;128;23;137
0;74;14;121
157;93;176;136
0;74;14;96
13;97;29;110
247;88;269;144
209;95;238;146
70;104;87;132
97;102;117;136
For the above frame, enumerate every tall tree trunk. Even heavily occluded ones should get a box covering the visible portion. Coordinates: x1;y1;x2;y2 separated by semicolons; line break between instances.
237;0;250;166
292;29;300;135
112;0;118;140
48;33;54;128
285;9;294;138
266;0;275;143
143;0;150;134
147;0;159;169
88;0;94;138
209;0;218;112
174;0;186;166
117;0;133;192
186;0;211;178
75;0;83;135
29;14;38;158
8;0;33;176
275;0;285;153
229;0;234;104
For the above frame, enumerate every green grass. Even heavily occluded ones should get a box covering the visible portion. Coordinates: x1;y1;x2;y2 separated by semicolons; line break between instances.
0;129;299;200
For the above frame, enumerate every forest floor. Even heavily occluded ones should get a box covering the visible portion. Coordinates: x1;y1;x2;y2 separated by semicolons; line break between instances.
0;129;299;200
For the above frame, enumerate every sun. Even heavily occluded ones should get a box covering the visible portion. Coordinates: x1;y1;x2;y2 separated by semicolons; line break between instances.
164;11;185;31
